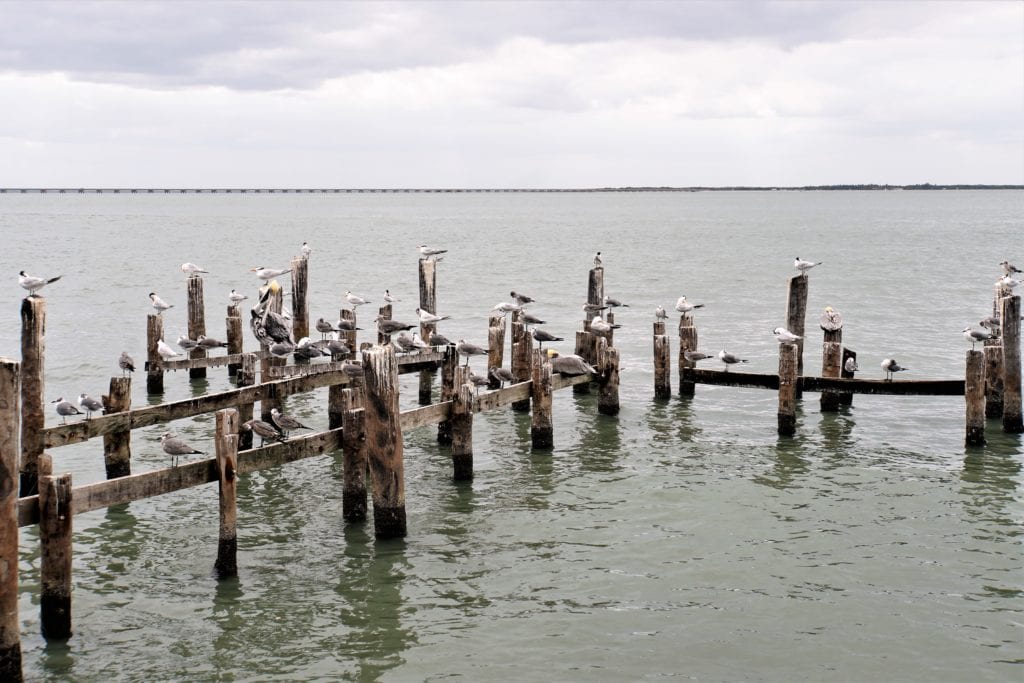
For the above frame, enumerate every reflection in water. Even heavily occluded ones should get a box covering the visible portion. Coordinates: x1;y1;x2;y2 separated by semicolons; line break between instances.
94;504;140;578
576;404;623;473
643;396;703;448
818;408;857;462
961;431;1022;525
41;639;74;679
210;575;245;659
754;436;811;490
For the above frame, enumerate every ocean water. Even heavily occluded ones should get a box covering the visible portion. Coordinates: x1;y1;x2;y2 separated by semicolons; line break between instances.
0;190;1021;681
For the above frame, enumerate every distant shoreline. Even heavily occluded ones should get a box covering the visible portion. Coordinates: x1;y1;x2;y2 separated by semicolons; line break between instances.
1;183;1021;194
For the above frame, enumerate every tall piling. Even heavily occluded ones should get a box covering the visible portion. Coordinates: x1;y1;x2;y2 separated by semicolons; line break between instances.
1001;294;1022;433
260;286;284;422
678;313;698;397
531;349;554;449
377;304;392;346
214;409;240;578
20;297;45;496
187;276;207;379
451;371;474;480
575;266;603;393
777;342;799;436
984;342;1004;418
226;306;243;377
236;353;256;449
0;358;23;681
820;335;843;412
487;313;506;389
965;350;986;446
598;338;621;416
342;388;368;523
511;316;532;412
38;454;72;640
146;313;164;394
419;258;439;404
102;376;132;478
785;274;808;398
361;345;406;538
290;256;309;342
339;309;358;354
437;345;457;444
653;321;671;399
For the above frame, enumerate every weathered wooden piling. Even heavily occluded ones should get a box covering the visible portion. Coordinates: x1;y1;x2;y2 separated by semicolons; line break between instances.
510;317;532;412
0;358;23;682
186;276;207;379
820;319;843;411
574;266;604;393
598;338;621;416
678;313;698;397
226;306;243;376
487;313;506;389
1001;294;1022;433
965;350;986;446
146;313;164;394
531;348;554;449
451;369;474;480
839;348;857;407
785;274;808;398
377;303;392;346
437;345;457;444
260;286;285;422
984;342;1004;418
342;388;368;523
214;409;239;578
777;342;799;436
102;376;132;478
38;454;72;640
653;321;670;399
236;352;256;450
361;345;406;538
339;309;358;354
20;297;45;496
418;258;439;403
290;256;309;342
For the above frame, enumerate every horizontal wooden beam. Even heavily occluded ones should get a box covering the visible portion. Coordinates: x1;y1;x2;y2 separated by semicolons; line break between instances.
400;402;451;430
552;372;596;390
146;353;244;372
684;369;964;396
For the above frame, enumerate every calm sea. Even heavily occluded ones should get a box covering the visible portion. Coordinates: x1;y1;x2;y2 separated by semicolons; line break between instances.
1;190;1021;681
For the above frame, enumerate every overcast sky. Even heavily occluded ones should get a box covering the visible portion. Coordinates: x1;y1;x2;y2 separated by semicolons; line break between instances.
1;0;1021;188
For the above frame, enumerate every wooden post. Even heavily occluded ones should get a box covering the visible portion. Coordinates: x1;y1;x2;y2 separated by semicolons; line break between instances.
487;313;506;389
0;358;23;681
785;274;809;398
261;287;285;420
778;342;799;436
598;339;621;416
340;309;358;354
226;307;243;377
20;297;45;496
377;304;392;346
573;330;592;395
146;313;164;394
418;258;439;403
531;349;554;449
653;321;670;399
984;342;1004;418
511;319;532;412
290;256;309;342
39;454;72;640
214;409;240;578
437;345;457;444
1001;295;1022;433
451;374;474;480
678;313;698;397
574;266;604;393
361;345;406;538
102;376;132;478
236;352;256;450
965;350;986;446
840;348;857;407
342;389;368;523
187;275;207;379
820;330;843;412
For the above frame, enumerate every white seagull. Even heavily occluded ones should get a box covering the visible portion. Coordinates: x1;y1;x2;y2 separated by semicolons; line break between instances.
416;307;450;324
492;302;522;315
718;350;749;371
794;257;822;273
149;292;173;314
301;242;312;259
180;262;208;277
997;275;1021;290
229;289;248;308
655;305;667;321
418;244;447;260
157;339;182;361
345;291;370;308
962;326;991;350
844;357;859;373
675;296;705;314
773;327;801;343
590;316;621;334
251;266;292;281
19;271;62;296
384;289;400;303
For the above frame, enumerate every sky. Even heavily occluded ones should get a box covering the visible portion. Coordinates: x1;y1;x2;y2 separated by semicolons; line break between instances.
1;0;1022;188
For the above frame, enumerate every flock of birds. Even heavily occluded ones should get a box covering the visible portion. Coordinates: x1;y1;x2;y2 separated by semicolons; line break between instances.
16;249;1023;466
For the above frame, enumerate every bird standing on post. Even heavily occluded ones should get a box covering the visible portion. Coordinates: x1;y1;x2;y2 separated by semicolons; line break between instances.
119;351;135;376
19;271;62;297
962;326;991;350
819;306;843;331
149;292;173;314
531;328;564;348
251;266;292;281
794;257;822;273
180;263;208;277
675;296;704;314
419;244;447;260
345;291;370;309
773;327;801;344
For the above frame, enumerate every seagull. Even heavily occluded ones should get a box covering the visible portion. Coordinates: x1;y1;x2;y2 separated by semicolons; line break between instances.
161;431;204;467
521;312;546;326
52;397;82;424
229;289;248;308
241;419;284;447
489;366;515;387
979;315;1001;336
345;291;370;308
1000;260;1022;276
962;326;991;350
718;350;748;371
844;357;859;373
336;319;362;332
591;316;621;334
532;328;564;348
340;360;364;379
773;327;802;343
301;241;312;259
675;296;704;314
18;271;62;297
251;266;292;281
468;372;491;394
149;292;173;314
655;306;667;321
456;339;490;366
582;302;608;315
997;275;1022;290
375;316;416;337
118;351;135;376
294;337;328;360
794;257;822;273
603;295;629;308
492;302;522;315
881;358;908;381
593;252;603;268
180;262;208;277
419;244;447;260
546;350;596;376
411;332;431;350
270;408;311;439
325;338;351;358
157;339;182;361
416;307;450;323
510;291;535;306
315;317;339;339
394;331;418;353
269;340;296;358
78;393;104;419
197;334;228;349
176;335;198;351
383;289;400;303
820;306;843;332
429;332;454;347
683;350;714;363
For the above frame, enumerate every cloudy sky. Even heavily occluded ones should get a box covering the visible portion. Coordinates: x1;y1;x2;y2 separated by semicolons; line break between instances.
1;0;1021;188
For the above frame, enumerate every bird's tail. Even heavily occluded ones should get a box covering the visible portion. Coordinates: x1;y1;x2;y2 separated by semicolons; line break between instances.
47;275;62;285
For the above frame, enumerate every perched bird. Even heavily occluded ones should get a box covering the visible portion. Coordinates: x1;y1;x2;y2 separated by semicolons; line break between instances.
997;275;1022;290
336;319;362;332
293;337;327;360
340;359;364;379
489;366;515;387
468;372;491;394
149;292;173;314
161;431;204;467
315;317;339;339
547;350;596;376
394;331;418;353
19;271;62;296
262;310;294;344
683;350;714;363
582;302;608;315
241;419;284;447
593;252;603;267
416;307;450;323
773;327;802;343
881;358;908;381
844;357;859;373
376;316;416;337
118;351;135;376
411;332;431;350
345;291;370;308
718;350;748;371
429;332;453;347
675;296;704;314
269;340;296;358
492;302;522;315
456;339;490;366
180;262;208;277
301;241;312;259
794;257;822;273
591;316;621;334
532;328;564;348
197;335;228;349
383;289;400;303
521;312;546;326
655;306;667;321
251;266;292;281
510;290;535;306
229;289;248;308
819;306;843;332
603;295;629;308
326;338;351;358
177;335;198;351
52;397;82;424
78;393;104;419
962;326;991;350
157;339;182;361
419;244;448;260
270;408;311;439
1000;260;1022;276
